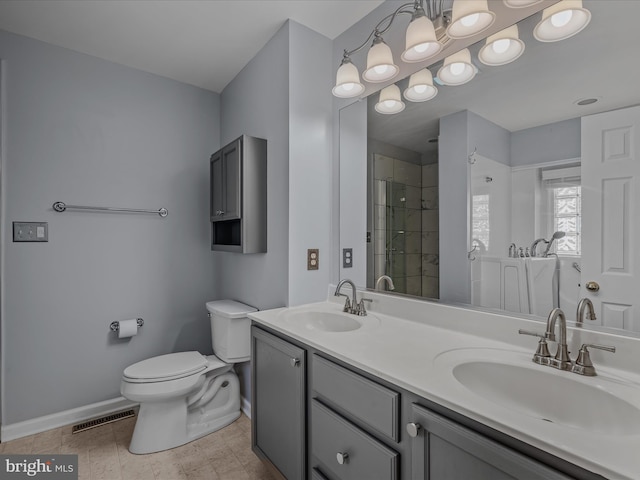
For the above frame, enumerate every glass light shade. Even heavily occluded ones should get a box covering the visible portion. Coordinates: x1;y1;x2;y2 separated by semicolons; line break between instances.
363;38;399;83
447;0;495;39
332;59;365;98
533;0;591;42
403;69;438;102
401;15;442;63
503;0;543;7
478;25;525;66
437;49;476;86
375;85;405;114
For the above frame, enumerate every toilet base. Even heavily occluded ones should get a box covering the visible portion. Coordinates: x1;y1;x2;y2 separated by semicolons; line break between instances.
128;371;241;454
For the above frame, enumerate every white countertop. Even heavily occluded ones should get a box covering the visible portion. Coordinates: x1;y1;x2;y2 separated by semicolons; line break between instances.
249;290;640;480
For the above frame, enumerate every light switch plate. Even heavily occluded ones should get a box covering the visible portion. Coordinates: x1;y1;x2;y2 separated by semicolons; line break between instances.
307;249;319;270
13;222;48;242
342;248;353;268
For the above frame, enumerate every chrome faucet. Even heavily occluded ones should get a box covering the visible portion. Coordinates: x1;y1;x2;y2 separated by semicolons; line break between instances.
530;238;548;257
545;308;573;371
334;279;371;316
576;298;597;325
335;279;357;314
375;275;395;291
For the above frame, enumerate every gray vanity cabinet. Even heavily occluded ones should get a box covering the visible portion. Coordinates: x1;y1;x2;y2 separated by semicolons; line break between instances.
407;403;572;480
210;135;267;253
251;327;306;480
251;325;602;480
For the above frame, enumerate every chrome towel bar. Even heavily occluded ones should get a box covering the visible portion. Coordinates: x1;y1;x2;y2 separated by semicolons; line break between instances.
53;201;168;217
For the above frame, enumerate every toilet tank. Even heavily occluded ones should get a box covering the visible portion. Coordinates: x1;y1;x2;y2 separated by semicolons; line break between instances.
206;300;257;363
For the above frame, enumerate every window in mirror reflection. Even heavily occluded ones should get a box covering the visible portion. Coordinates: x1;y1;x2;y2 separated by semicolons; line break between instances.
543;166;581;256
552;186;581;255
472;194;490;252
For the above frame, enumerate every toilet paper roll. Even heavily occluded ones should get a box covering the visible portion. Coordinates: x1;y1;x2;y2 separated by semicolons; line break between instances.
118;319;139;339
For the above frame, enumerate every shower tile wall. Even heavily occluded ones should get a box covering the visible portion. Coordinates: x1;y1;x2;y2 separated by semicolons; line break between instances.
373;154;439;298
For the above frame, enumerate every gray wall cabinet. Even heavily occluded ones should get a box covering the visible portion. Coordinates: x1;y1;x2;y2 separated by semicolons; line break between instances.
210;135;267;253
251;325;604;480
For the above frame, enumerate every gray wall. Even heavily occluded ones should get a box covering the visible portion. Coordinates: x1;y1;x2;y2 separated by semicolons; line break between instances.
218;23;290;311
511;117;581;166
218;20;333;402
0;30;220;424
288;21;333;307
468;111;511;166
438;111;471;304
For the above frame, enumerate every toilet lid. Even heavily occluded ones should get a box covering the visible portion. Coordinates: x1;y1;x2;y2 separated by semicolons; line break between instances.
123;351;208;381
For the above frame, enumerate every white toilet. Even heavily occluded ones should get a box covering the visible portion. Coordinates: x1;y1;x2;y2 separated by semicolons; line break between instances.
120;300;256;454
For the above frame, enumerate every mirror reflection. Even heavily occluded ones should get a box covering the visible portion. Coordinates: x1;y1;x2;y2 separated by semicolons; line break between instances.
342;0;640;334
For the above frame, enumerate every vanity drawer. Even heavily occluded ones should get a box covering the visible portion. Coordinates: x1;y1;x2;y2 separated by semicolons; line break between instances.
312;354;399;441
312;400;398;480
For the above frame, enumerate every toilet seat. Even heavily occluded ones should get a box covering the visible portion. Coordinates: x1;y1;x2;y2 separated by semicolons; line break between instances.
123;351;208;383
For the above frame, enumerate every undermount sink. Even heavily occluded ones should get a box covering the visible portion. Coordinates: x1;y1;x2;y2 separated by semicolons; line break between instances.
436;349;640;435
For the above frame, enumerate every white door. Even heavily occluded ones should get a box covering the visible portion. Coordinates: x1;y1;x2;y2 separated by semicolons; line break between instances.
581;105;640;331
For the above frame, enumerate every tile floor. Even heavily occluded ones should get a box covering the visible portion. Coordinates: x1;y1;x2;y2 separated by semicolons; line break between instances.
0;413;278;480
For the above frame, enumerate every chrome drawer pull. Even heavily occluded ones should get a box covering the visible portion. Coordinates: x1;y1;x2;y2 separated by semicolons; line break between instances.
336;452;349;465
290;357;300;367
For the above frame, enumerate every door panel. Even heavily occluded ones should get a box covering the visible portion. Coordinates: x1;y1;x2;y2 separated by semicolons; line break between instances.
581;105;640;331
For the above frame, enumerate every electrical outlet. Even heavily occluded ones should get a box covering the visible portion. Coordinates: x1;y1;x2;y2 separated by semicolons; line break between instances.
343;248;353;268
307;249;319;270
13;222;48;242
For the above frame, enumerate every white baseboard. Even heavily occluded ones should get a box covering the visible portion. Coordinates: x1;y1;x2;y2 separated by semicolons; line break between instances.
241;396;251;419
1;397;138;442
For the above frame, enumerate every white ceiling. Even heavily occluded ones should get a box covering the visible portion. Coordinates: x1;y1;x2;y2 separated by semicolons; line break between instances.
0;0;384;93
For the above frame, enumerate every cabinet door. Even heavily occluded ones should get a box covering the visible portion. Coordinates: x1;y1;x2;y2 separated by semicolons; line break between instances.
221;139;241;220
252;327;306;480
408;404;572;480
210;150;224;221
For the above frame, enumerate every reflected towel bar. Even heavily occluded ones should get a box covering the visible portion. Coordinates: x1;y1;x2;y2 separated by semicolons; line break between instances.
53;201;168;218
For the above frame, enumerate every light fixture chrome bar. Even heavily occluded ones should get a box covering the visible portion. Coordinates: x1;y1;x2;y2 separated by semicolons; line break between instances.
342;1;416;58
53;201;168;217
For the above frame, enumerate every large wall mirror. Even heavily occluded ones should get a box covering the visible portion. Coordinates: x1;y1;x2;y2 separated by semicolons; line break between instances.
339;0;640;335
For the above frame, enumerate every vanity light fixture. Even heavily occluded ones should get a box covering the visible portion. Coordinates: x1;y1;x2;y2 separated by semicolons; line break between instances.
332;56;365;98
478;24;525;66
437;48;476;86
533;0;591;42
401;5;442;63
375;84;406;114
332;0;449;98
333;0;593;112
446;0;496;40
403;68;438;102
363;36;399;83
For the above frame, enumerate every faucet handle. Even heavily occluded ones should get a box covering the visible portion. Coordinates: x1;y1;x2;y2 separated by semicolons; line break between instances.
339;296;352;314
355;298;372;316
572;344;616;376
518;330;551;365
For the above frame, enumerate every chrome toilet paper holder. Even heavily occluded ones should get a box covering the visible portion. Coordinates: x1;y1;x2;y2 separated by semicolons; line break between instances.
110;318;144;332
